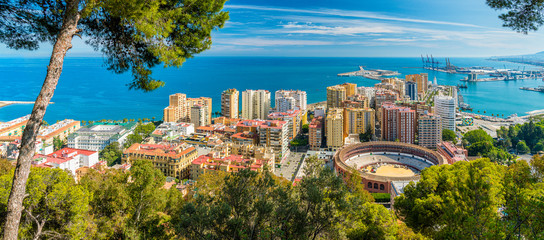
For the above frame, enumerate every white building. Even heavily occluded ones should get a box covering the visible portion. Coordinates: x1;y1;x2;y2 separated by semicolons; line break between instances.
4;138;53;160
275;90;307;112
434;96;457;132
151;122;195;142
314;107;326;118
32;147;99;176
242;90;271;120
259;120;290;162
357;87;377;108
68;122;137;151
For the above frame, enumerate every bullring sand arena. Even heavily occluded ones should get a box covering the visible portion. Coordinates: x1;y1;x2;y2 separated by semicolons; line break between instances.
345;153;434;178
334;141;446;193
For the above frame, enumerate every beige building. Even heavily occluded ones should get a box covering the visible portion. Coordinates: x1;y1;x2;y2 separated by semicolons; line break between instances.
242;90;270;120
0;115;30;137
341;83;357;97
346;94;369;108
343;108;375;138
380;78;405;98
190;105;209;128
163;93;212;123
38;119;81;145
191;153;273;179
267;110;302;139
326;108;344;150
381;103;416;144
309;116;324;150
405;74;429;95
418;113;442;149
327;85;347;109
213;142;275;161
221;89;239;118
259;120;289;162
122;143;198;179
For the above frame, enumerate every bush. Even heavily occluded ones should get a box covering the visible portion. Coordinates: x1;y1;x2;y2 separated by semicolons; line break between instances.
371;193;391;203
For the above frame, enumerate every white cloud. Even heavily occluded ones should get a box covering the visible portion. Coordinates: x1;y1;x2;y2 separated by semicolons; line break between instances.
279;22;399;35
225;4;486;28
223;38;333;46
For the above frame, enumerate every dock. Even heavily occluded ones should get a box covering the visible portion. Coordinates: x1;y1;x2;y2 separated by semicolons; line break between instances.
520;87;544;93
461;76;536;82
338;66;399;80
0;101;54;108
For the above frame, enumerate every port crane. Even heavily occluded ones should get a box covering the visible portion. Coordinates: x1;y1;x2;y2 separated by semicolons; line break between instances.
421;54;440;70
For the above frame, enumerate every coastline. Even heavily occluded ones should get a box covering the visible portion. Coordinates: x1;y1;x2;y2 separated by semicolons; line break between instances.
307;101;326;111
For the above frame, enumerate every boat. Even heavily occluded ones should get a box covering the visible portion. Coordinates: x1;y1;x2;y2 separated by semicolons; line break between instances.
457;84;468;89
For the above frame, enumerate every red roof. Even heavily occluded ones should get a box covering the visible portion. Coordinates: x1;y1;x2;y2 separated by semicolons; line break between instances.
50;147;97;157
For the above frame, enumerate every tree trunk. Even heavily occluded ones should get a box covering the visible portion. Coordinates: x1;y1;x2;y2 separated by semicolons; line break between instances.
2;1;81;239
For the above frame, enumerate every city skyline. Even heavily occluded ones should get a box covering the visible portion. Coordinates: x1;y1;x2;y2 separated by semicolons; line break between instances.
1;0;544;58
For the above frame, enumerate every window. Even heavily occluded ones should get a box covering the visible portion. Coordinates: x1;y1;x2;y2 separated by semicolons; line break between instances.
374;183;378;189
380;184;384;190
367;182;372;189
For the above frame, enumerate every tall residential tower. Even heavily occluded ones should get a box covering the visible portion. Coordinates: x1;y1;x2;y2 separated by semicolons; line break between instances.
221;89;239;118
242;90;271;120
274;90;307;112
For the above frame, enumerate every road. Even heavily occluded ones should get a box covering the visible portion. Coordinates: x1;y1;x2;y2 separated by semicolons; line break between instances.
275;152;305;181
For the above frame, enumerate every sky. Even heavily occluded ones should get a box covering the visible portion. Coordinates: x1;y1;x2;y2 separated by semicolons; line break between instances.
1;0;544;57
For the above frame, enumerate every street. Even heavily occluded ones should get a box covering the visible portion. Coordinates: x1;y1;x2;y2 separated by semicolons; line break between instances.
275;152;305;181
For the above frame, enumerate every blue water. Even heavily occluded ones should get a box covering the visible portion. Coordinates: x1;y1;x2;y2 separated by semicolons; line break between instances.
0;57;542;122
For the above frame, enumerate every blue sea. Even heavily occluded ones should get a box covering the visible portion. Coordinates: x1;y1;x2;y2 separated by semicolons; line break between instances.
0;57;543;122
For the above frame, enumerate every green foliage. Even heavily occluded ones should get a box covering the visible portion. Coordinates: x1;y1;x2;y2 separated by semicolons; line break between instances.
175;165;420;239
302;124;309;134
52;136;66;151
498;120;544;153
0;159;12;176
100;142;123;166
303;155;325;178
534;141;544;153
290;138;308;147
532;154;544;181
395;158;544;239
517;140;530;154
122;122;156;149
394;159;506;238
486;147;516;165
463;129;514;165
467;140;494;156
0;168;92;239
463;129;493;145
359;126;373;142
78;159;178;239
124;133;143;149
370;193;391;203
0;156;430;239
442;129;457;144
135;122;156;138
487;0;544;34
